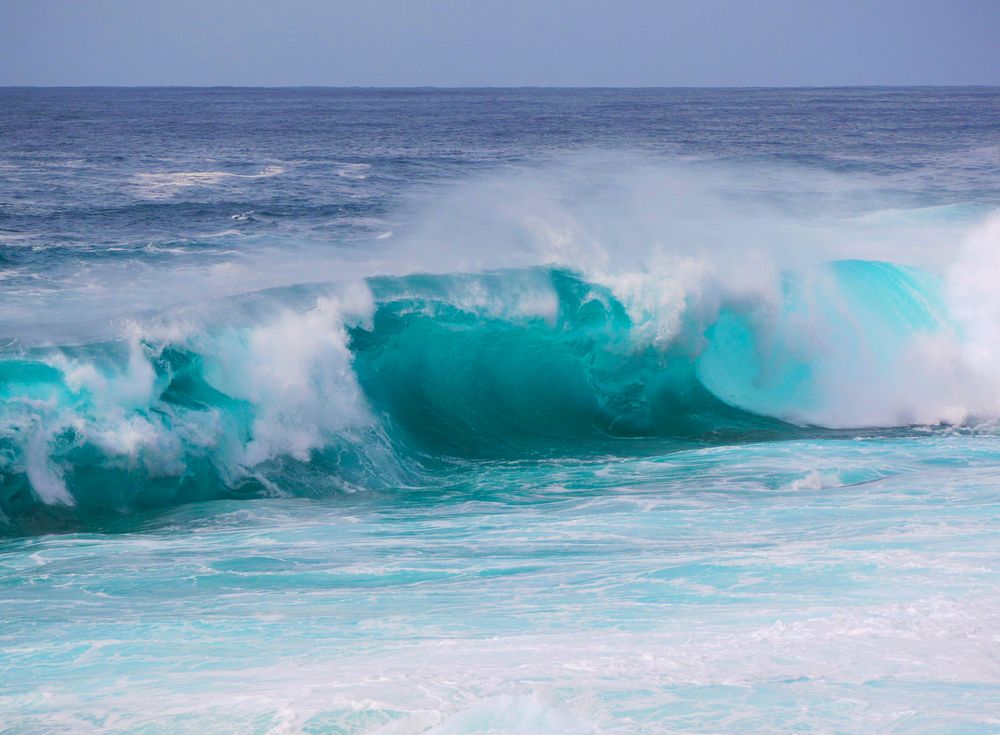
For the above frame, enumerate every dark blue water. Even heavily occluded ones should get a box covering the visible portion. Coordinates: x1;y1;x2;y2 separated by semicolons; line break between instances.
1;88;999;733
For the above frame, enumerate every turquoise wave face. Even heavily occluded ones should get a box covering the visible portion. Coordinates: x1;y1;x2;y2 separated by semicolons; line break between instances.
0;262;952;533
698;260;949;423
352;269;789;458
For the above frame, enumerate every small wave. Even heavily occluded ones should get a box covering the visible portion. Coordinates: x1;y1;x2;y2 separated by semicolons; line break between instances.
199;228;244;239
336;162;371;180
0;232;36;243
134;166;286;198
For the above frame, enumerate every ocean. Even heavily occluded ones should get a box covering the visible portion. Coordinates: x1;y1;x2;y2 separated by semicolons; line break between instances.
1;87;999;733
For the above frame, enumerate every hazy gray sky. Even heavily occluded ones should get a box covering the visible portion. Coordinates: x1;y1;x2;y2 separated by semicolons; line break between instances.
2;0;998;87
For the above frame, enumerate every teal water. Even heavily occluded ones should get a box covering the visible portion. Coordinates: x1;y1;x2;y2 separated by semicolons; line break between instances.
4;436;999;732
2;88;1000;732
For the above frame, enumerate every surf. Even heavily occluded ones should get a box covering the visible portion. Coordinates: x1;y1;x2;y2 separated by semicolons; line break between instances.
2;247;993;532
4;154;1000;533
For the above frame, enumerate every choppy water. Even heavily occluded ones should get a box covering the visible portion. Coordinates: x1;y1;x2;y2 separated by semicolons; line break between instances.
1;87;999;733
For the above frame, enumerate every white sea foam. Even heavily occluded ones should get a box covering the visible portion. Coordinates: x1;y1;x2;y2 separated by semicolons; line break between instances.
134;165;286;198
192;284;375;468
337;162;371;180
2;282;376;504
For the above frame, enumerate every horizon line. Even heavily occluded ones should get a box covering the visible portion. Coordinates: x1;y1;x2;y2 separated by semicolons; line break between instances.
2;83;999;91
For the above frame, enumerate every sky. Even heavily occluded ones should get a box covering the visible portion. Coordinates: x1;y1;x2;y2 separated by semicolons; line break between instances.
1;0;998;87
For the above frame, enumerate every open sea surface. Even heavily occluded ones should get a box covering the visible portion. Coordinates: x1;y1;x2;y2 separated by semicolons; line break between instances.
1;87;999;733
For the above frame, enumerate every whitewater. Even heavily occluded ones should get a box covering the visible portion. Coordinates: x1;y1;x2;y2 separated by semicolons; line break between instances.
1;87;999;733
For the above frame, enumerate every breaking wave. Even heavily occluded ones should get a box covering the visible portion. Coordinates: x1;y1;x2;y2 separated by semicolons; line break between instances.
3;156;1000;531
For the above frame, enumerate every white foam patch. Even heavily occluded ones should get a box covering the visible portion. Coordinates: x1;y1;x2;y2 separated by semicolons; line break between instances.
197;284;375;467
1;282;377;504
23;429;73;506
135;165;285;198
337;162;371;180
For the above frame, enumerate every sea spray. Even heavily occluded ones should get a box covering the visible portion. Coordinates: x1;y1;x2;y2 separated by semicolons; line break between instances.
4;251;997;528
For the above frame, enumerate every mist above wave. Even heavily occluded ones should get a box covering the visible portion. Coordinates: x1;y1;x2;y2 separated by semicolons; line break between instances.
2;154;1000;526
